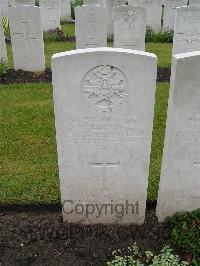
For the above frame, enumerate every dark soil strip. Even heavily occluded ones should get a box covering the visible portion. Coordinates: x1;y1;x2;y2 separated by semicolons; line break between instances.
0;209;171;266
0;67;171;85
0;200;157;214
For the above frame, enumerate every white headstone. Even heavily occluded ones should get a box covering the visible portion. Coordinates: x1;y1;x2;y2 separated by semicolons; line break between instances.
128;0;145;6
145;0;162;33
0;0;9;16
75;5;107;49
157;52;200;222
173;6;200;55
163;0;188;30
52;47;157;224
60;0;71;22
105;0;125;38
114;5;146;50
10;0;35;6
0;12;7;61
39;0;61;31
83;0;105;5
9;6;45;71
189;0;200;6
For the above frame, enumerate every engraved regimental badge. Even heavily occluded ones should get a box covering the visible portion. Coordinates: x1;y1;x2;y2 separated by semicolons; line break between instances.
82;65;128;112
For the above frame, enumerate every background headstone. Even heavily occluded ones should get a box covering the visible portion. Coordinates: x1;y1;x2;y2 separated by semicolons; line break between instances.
0;11;7;61
189;0;200;6
10;0;35;6
156;51;200;222
128;0;145;6
145;0;162;33
52;47;157;224
105;0;125;38
9;6;45;71
83;0;105;5
173;6;200;54
0;0;9;16
114;5;146;50
163;0;188;30
39;0;61;31
75;5;107;49
60;0;71;22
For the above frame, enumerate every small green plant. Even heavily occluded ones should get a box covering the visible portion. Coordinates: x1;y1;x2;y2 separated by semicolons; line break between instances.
145;27;174;43
169;209;200;264
2;16;10;40
107;243;189;266
0;59;9;77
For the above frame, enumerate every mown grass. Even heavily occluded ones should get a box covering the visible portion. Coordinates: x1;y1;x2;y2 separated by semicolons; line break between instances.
0;82;169;205
61;23;75;36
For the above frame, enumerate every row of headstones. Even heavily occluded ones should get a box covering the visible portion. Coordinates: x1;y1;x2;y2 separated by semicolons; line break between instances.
0;0;71;30
1;2;200;71
76;3;200;55
52;47;200;224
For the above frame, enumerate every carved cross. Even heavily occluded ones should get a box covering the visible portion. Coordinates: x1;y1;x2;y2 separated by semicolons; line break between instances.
89;159;120;190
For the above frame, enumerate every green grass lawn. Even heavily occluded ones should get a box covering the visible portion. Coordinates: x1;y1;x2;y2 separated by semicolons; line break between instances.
61;23;75;36
0;82;169;205
6;30;172;69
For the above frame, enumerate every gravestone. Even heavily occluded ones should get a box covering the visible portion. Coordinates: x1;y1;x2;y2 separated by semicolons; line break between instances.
83;0;105;5
60;0;71;22
114;5;146;50
9;6;45;71
173;6;200;54
0;11;7;61
163;0;188;30
75;5;107;49
145;0;162;33
189;0;200;6
105;0;125;38
52;47;157;224
39;0;61;31
0;0;9;16
10;0;35;6
157;52;200;222
128;0;145;6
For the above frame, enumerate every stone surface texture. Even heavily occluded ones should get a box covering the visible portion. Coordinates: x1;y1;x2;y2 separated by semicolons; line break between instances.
10;0;35;6
39;0;61;31
105;0;125;37
60;0;71;22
